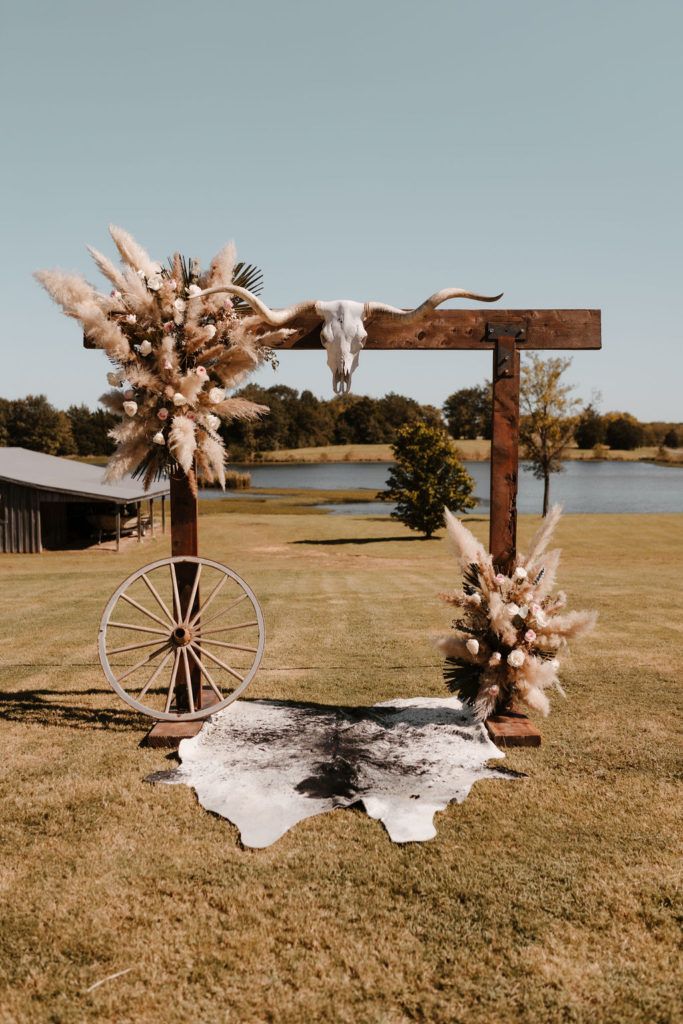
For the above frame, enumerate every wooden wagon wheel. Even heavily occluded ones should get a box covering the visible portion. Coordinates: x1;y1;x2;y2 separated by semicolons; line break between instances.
98;556;265;722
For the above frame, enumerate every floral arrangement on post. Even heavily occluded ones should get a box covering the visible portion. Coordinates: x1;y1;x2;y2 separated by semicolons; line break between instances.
35;226;289;491
435;505;596;720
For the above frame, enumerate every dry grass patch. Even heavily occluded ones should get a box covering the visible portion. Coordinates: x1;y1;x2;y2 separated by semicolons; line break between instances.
0;513;681;1023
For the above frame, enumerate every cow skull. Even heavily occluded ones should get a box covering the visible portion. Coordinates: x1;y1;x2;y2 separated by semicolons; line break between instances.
189;285;503;394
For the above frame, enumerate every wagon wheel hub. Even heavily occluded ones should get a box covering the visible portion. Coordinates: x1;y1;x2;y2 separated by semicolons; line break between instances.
172;624;193;646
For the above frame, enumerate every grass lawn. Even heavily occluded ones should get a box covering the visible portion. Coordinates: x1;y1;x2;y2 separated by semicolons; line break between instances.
0;510;681;1023
252;442;668;464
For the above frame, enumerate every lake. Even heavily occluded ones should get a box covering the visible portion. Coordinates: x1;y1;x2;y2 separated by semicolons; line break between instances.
201;460;683;514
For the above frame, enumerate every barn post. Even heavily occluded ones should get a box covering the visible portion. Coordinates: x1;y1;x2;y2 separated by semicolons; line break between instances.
136;502;142;543
116;508;121;552
161;495;166;534
149;498;155;537
487;325;523;574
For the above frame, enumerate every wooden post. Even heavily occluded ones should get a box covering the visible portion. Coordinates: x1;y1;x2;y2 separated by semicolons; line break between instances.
161;495;166;534
170;471;202;710
149;498;155;537
488;330;521;573
136;502;142;543
116;508;120;552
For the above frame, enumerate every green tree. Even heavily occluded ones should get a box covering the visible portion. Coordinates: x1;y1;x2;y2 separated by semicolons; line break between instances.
443;384;492;439
6;395;75;455
604;414;645;451
574;403;605;449
663;428;680;448
520;355;580;516
0;398;9;446
379;421;476;538
66;404;116;456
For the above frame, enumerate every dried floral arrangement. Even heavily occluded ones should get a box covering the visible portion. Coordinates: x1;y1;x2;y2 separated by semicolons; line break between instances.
35;226;289;491
435;506;597;720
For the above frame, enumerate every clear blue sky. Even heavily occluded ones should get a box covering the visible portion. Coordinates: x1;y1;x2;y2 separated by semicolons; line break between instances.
1;0;681;419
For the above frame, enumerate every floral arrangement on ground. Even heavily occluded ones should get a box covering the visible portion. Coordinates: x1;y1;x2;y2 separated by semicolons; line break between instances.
35;226;289;490
435;506;597;720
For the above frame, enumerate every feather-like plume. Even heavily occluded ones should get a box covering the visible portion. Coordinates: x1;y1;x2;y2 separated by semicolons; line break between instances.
212;398;269;422
524;504;563;570
34;270;96;316
108;225;158;277
208;242;237;287
168;415;197;474
86;246;127;291
444;508;488;569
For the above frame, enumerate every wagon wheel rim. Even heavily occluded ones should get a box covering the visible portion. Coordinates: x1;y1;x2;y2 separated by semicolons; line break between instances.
98;556;265;722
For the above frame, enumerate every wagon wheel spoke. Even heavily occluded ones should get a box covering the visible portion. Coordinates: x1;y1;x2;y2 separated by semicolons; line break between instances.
108;636;173;656
164;649;182;714
141;572;176;626
200;620;258;635
116;641;172;684
198;593;248;631
119;593;170;631
138;649;174;702
192;642;244;683
189;572;228;628
198;638;258;654
184;562;202;622
108;621;170;636
187;644;224;702
180;647;194;714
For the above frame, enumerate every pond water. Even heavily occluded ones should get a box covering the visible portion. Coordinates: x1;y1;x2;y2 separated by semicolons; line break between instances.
200;460;683;514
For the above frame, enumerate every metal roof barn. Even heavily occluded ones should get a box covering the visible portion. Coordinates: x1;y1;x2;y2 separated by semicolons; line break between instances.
0;448;169;553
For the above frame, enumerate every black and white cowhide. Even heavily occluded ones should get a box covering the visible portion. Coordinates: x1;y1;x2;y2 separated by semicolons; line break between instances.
148;696;521;848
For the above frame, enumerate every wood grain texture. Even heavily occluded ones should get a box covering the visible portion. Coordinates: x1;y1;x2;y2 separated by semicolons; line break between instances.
485;711;542;748
169;472;201;709
489;338;520;572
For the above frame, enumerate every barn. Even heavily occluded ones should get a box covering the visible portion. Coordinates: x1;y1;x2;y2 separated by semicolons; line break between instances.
0;447;169;553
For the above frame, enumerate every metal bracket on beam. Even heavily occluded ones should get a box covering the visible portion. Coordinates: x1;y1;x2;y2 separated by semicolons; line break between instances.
485;323;526;379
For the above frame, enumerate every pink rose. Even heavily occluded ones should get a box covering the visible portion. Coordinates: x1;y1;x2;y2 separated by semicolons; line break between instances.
123;389;135;400
157;408;169;421
224;298;233;309
495;573;506;585
524;629;537;643
163;321;174;333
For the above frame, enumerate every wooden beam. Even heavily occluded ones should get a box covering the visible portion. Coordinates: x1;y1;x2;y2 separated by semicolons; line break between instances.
84;309;600;353
169;471;201;712
265;308;601;352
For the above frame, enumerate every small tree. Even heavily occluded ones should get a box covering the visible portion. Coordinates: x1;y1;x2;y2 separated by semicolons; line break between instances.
520;355;580;516
663;428;680;449
443;383;492;439
604;414;645;451
379;421;475;538
575;402;605;449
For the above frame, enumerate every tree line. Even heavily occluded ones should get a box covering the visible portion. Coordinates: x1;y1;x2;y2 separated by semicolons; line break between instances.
0;383;679;460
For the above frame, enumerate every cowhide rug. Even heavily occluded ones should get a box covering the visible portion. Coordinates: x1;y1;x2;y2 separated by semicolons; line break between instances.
147;696;521;848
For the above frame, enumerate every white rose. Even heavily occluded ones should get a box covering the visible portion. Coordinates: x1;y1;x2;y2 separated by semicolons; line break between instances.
507;649;526;668
174;298;187;312
514;566;528;581
169;278;178;290
507;603;520;617
106;372;121;386
146;275;162;291
187;284;202;297
138;339;153;356
488;652;502;666
152;431;166;445
173;392;187;406
123;401;138;417
195;365;208;379
466;639;480;656
518;605;529;619
205;324;217;339
209;387;225;404
125;314;137;324
206;414;220;431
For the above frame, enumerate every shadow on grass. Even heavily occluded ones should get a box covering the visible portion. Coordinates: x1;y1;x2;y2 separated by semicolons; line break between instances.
0;689;146;732
292;536;434;546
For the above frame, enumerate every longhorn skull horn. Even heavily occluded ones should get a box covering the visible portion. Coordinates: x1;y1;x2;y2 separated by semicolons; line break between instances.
363;287;504;322
187;284;318;326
